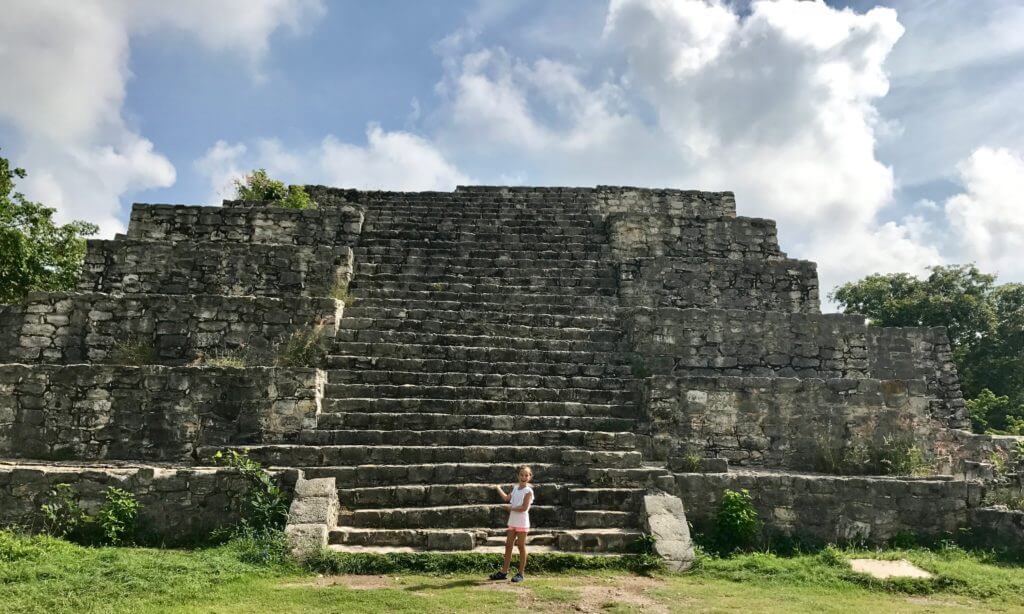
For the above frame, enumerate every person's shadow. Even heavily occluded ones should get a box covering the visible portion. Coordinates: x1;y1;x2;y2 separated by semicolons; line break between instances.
402;578;490;591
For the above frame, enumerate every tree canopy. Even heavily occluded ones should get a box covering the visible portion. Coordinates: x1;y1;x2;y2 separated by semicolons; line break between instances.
831;265;1024;434
1;149;98;304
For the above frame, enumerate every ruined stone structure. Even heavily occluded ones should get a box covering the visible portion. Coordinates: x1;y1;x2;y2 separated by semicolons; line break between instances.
1;186;1021;557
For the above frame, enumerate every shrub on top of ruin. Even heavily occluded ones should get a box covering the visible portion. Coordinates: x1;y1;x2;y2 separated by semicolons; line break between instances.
813;435;931;477
275;322;329;368
234;169;314;210
328;281;350;304
108;335;155;366
713;488;761;555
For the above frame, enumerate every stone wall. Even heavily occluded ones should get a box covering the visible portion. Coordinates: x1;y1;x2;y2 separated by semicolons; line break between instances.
0;291;341;365
675;471;980;545
969;508;1024;554
645;375;950;469
78;240;353;298
608;214;785;261
624;307;967;427
0;365;324;461
592;186;736;219
126;204;363;246
0;462;297;542
619;256;819;312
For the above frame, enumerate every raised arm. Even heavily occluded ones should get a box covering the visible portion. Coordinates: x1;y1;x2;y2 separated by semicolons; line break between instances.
510;491;533;513
495;485;510;502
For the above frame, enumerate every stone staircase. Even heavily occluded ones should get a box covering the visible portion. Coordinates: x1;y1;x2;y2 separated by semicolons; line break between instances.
233;193;666;552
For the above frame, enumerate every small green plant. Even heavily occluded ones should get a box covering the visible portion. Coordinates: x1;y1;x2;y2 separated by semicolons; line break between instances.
39;484;86;539
214;449;290;533
676;453;703;472
817;544;846;567
95;487;140;545
430;282;446;291
813;434;931;476
329;282;350;303
275;322;329;368
984;487;1024;511
875;435;930;476
234;169;314;210
631;533;657;554
714;489;761;555
108;336;155;365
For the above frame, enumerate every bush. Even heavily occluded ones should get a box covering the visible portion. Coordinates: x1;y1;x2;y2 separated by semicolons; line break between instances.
274;322;329;368
39;484;86;539
229;528;291;567
234;169;314;210
214;449;290;533
108;336;155;365
95;487;140;545
814;434;931;476
714;489;762;554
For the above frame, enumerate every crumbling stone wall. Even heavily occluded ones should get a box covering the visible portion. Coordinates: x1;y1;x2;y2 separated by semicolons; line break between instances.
624;307;967;427
645;375;945;468
0;365;324;461
78;240;352;298
126;203;363;246
619;256;819;312
608;214;785;261
0;292;341;365
676;471;980;545
0;462;297;542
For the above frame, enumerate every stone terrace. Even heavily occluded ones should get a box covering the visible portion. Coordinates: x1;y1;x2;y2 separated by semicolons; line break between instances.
1;185;1021;555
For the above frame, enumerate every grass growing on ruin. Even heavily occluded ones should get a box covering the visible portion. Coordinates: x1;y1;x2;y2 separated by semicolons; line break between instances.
3;531;1024;613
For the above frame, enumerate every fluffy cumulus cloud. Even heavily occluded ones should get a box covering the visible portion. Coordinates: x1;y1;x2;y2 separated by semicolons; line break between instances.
943;147;1024;279
0;0;324;235
431;0;942;295
195;125;470;203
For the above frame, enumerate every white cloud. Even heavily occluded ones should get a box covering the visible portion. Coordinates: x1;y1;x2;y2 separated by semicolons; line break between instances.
195;125;470;202
943;146;1024;279
0;0;324;236
432;0;938;298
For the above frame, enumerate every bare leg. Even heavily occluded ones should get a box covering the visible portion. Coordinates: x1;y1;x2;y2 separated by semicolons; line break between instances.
516;532;527;575
501;529;515;573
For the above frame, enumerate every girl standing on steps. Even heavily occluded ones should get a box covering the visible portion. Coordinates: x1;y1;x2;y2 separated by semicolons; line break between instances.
489;465;534;583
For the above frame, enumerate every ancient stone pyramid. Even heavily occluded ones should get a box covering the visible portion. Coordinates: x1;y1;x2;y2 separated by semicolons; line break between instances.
1;185;1019;555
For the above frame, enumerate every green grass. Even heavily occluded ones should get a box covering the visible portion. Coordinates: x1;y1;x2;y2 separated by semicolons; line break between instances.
2;531;1024;613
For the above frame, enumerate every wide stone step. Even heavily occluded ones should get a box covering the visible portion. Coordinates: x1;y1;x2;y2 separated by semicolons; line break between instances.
340;305;618;329
353;251;608;266
357;239;607;253
342;297;617;317
362;220;603;233
323;383;636;405
299;428;637;449
361;227;603;240
338;319;620;343
336;483;645;509
201;445;642;467
349;288;618;305
350;275;618;292
335;330;620;353
327;527;643;553
302;463;673;488
338;504;634;530
355;262;614;277
325;369;632;391
331;342;629;366
327;356;633;379
353;243;606;255
322;397;637;418
314;411;638;432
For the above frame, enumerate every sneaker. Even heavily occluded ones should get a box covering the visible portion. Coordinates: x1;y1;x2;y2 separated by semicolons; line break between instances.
511;573;524;583
488;571;507;581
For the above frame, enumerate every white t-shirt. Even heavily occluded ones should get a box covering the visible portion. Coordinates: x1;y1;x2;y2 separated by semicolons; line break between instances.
507;485;534;529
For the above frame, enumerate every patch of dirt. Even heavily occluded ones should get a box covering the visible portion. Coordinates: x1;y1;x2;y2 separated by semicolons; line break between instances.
564;576;668;613
285;574;397;589
849;559;933;580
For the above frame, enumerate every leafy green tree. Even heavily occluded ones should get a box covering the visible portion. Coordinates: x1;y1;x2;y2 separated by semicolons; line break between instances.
831;265;1024;433
233;169;314;210
1;149;98;304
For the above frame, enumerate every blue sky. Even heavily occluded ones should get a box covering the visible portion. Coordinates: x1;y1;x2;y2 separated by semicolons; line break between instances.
2;0;1023;301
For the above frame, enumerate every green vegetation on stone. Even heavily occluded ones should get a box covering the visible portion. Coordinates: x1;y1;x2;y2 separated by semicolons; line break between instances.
832;264;1024;434
0;149;98;304
234;169;315;210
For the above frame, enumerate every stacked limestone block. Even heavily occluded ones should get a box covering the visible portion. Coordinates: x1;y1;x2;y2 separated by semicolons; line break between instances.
0;201;360;540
